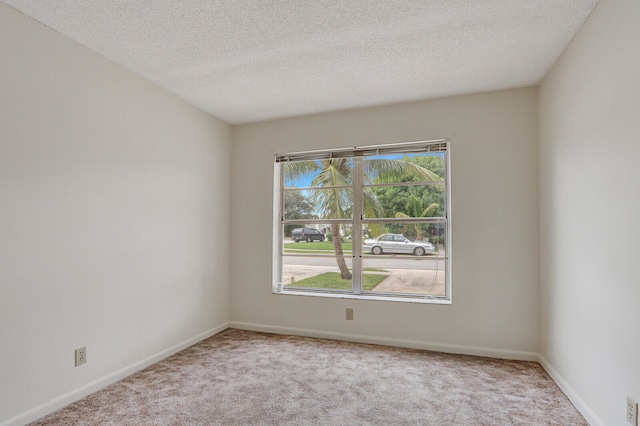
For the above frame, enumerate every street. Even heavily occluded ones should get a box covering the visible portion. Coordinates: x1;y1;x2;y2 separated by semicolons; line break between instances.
283;254;445;270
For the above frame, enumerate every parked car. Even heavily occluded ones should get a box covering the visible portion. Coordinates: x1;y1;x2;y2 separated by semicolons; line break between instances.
291;227;325;242
363;233;434;256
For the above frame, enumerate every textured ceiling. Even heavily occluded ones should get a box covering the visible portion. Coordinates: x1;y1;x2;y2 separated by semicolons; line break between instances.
3;0;599;124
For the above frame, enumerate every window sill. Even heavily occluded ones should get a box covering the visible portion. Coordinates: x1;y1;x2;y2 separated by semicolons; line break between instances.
273;289;451;304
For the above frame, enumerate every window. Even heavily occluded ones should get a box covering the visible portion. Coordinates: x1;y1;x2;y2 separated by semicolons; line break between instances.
273;140;450;302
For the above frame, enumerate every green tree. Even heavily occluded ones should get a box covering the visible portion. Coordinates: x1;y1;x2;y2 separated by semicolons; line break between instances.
285;158;439;279
370;154;445;230
394;195;439;241
283;192;315;237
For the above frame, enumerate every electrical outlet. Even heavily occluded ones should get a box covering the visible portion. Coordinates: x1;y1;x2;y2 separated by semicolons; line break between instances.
628;396;638;425
75;347;86;367
346;308;354;320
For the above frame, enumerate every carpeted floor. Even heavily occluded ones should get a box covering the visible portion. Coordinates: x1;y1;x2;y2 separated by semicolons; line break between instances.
31;329;587;425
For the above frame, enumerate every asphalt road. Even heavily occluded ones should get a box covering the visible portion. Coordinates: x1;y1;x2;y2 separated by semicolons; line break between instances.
283;254;445;270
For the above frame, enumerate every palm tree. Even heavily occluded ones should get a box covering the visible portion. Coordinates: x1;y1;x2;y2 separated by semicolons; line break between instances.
394;194;439;241
285;158;439;280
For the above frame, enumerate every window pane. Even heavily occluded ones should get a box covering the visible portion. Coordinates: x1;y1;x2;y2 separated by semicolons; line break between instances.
283;255;353;292
283;188;353;220
282;224;353;251
362;257;445;296
363;152;445;184
283;159;353;188
361;222;447;296
364;183;445;219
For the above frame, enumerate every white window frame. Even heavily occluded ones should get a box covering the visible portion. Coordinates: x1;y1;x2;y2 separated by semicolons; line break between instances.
273;139;451;304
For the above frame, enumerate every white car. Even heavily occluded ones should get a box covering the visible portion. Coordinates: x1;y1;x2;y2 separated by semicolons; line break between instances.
363;234;435;256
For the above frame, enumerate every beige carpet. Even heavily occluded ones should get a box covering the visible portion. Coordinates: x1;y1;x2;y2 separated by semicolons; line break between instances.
31;329;587;425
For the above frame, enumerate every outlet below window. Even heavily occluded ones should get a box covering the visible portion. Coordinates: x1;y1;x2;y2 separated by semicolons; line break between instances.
75;347;86;367
346;308;354;320
628;396;638;426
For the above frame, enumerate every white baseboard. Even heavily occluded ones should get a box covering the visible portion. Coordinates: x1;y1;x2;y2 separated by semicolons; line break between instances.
4;322;600;426
538;355;603;426
229;321;539;361
1;323;229;426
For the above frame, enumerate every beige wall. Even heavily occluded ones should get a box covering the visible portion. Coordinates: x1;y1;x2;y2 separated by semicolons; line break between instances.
231;88;540;357
538;1;640;425
0;5;231;424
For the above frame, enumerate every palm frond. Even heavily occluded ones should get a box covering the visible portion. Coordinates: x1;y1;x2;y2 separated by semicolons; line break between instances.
406;195;422;217
363;190;385;219
310;161;353;219
366;159;441;184
421;203;440;217
283;160;320;184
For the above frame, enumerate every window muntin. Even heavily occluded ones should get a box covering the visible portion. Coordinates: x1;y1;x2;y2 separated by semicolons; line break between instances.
275;140;450;301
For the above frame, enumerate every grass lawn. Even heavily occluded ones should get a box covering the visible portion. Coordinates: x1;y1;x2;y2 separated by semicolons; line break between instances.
284;241;353;252
285;272;387;291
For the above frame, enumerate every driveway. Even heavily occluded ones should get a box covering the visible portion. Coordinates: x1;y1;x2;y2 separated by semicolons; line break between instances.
372;268;445;296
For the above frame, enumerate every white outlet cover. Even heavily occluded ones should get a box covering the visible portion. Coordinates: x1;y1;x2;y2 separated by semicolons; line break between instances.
628;396;638;426
75;347;87;367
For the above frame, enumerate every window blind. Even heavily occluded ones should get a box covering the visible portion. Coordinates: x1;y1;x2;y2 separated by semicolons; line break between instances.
275;139;448;163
